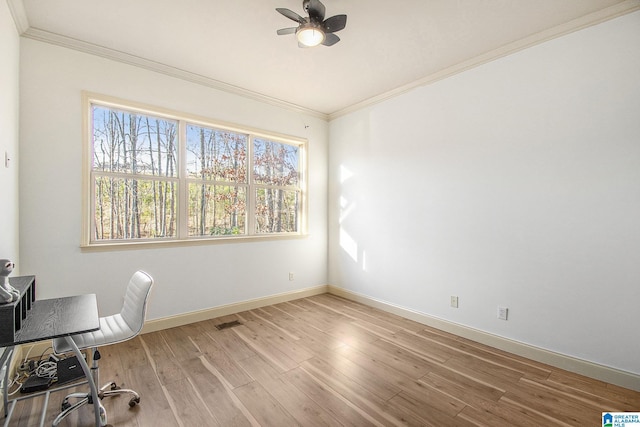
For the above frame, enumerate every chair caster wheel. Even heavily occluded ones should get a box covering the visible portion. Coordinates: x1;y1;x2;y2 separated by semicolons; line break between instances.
109;382;119;391
128;396;140;407
61;401;71;411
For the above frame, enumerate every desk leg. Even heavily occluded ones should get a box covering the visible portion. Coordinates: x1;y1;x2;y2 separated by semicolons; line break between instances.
63;337;104;427
1;347;15;418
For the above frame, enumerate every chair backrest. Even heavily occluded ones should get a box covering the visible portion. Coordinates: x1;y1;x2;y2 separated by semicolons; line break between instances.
120;270;154;335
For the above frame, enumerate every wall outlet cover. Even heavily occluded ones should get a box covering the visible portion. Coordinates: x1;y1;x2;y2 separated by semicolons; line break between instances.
450;296;459;308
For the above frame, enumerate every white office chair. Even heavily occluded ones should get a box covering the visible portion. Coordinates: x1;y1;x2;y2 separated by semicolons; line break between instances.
51;270;154;426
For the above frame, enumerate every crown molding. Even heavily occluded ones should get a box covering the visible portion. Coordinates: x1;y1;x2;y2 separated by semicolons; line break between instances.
6;0;29;33
328;0;640;120
13;0;639;121
19;27;330;121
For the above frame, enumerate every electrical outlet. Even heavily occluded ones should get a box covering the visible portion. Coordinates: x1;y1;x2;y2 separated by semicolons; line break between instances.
497;306;508;320
289;272;294;281
450;296;459;308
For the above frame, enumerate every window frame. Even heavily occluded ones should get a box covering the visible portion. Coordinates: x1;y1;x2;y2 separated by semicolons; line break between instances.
81;92;308;248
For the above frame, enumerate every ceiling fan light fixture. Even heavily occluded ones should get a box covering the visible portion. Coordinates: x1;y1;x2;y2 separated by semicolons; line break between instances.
297;25;325;47
277;0;345;48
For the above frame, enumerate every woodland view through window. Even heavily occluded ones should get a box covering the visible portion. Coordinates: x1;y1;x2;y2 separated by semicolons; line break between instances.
84;95;306;245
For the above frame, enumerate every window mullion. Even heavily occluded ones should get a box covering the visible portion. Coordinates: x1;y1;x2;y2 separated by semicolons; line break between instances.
247;135;255;235
178;120;189;239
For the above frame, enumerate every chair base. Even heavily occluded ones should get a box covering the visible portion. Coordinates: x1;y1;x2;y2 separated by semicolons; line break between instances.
52;381;140;427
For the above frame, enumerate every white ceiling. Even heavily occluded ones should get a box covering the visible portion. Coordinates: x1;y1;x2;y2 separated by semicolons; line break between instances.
11;0;639;118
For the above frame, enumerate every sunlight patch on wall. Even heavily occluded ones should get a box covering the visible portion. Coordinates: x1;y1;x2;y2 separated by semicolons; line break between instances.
339;163;367;270
340;165;354;184
340;228;358;263
339;197;356;223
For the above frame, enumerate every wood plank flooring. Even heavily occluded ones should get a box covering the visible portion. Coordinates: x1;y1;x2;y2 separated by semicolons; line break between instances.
7;293;640;426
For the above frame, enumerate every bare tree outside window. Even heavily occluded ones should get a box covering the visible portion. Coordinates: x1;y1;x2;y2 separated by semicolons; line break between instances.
186;124;247;236
92;106;177;240
86;96;305;245
253;139;300;233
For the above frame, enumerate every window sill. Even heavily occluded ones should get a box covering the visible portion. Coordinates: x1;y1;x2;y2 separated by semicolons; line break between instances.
80;233;309;252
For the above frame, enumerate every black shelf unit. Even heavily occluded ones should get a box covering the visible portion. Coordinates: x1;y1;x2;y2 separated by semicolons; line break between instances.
0;276;36;346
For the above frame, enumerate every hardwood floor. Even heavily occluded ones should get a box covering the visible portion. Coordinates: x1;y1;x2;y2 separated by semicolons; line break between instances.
7;293;640;426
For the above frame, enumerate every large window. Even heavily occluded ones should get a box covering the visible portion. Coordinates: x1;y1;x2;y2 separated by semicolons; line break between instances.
83;93;306;246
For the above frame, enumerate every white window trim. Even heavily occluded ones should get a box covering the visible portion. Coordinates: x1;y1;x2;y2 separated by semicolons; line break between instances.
81;92;308;249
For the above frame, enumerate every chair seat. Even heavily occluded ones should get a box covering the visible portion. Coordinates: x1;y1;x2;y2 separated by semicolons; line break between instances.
53;313;137;353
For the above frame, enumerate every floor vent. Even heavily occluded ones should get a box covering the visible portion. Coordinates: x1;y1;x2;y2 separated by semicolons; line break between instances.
215;320;242;330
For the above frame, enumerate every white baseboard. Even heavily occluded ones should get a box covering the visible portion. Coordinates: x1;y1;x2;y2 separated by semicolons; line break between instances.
328;285;640;392
141;284;330;333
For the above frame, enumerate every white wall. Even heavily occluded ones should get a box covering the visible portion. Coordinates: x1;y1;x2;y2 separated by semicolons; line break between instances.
0;0;20;268
19;39;329;321
329;12;640;375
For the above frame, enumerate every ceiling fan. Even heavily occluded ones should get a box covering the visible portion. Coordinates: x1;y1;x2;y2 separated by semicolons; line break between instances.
276;0;347;48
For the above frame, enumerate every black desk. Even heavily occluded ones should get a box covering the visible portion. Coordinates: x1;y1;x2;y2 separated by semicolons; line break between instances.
1;294;102;427
13;294;99;344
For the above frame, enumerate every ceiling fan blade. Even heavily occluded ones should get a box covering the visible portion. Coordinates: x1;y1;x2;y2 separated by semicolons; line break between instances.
277;27;298;36
305;0;326;22
276;8;305;24
322;33;340;47
322;14;347;33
